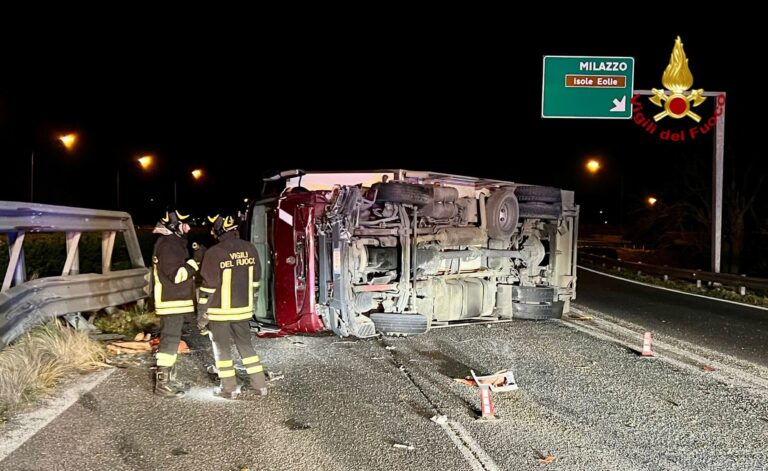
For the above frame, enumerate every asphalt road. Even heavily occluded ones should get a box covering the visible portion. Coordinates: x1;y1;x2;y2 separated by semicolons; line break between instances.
3;314;768;470
575;267;768;367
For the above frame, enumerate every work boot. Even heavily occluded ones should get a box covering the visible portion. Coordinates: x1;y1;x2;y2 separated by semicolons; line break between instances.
155;367;184;398
213;377;238;400
241;373;268;396
169;365;190;392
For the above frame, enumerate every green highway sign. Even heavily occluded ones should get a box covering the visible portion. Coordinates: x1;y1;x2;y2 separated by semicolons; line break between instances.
541;56;634;119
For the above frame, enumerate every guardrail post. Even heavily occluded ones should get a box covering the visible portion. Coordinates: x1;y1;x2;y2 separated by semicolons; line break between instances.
739;286;746;296
62;232;81;276
102;231;116;274
696;280;702;288
3;232;26;292
663;275;668;281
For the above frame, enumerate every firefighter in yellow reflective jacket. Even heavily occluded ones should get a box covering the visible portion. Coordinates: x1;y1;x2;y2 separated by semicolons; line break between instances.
197;214;267;399
152;210;201;398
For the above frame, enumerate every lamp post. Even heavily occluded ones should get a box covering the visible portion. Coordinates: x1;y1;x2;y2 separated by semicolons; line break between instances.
585;157;626;226
173;168;204;207
31;133;78;202
117;155;154;209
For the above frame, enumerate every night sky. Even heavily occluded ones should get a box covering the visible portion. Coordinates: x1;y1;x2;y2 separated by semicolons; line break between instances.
1;24;763;226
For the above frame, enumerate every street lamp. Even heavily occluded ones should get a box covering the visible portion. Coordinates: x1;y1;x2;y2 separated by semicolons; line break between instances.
647;196;658;206
138;155;153;170
58;133;77;150
586;159;601;174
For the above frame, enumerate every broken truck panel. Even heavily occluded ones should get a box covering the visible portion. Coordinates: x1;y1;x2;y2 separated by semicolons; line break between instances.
245;170;578;337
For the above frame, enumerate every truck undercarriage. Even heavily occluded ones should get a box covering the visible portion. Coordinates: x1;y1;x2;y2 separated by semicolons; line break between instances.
248;170;578;338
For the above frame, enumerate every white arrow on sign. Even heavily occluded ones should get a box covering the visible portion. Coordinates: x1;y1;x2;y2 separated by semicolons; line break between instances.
610;96;626;112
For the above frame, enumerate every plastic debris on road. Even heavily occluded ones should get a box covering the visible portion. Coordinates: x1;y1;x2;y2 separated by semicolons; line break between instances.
454;369;519;392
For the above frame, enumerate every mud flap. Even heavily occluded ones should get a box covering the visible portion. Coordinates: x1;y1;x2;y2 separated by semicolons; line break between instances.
370;313;429;335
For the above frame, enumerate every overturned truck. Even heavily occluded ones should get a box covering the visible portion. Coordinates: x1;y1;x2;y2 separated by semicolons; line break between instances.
244;170;578;337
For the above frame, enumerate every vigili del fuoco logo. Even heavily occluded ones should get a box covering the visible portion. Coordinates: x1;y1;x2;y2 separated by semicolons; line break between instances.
632;36;725;141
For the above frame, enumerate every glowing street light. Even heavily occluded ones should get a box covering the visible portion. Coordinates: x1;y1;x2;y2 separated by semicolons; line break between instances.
137;155;154;169
586;159;601;174
647;196;658;206
58;133;78;150
191;168;203;180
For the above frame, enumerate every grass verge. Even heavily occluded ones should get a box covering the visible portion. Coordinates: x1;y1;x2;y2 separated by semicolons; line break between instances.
0;323;107;424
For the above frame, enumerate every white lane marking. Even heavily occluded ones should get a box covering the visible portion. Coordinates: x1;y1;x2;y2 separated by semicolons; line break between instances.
441;420;500;471
578;265;768;312
0;368;115;462
565;307;768;392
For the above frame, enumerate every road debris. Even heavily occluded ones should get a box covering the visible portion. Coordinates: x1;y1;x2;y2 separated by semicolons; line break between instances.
107;339;189;355
568;314;593;321
430;414;448;424
533;448;556;463
703;365;716;372
392;443;414;451
292;341;307;347
454;369;518;392
267;371;285;382
385;345;396;350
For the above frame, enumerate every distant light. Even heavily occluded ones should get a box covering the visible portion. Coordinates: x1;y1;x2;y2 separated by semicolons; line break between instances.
138;155;153;169
586;159;601;173
599;210;603;214
243;198;249;203
604;220;608;224
191;169;203;180
647;196;658;206
58;133;77;150
150;198;154;202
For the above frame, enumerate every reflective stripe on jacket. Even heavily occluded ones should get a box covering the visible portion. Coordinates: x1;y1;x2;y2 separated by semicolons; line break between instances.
198;231;261;321
152;235;198;315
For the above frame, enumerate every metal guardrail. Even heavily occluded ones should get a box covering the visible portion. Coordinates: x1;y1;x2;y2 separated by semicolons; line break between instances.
0;202;150;348
579;252;768;292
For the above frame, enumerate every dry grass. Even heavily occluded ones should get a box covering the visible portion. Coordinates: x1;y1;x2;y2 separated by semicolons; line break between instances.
94;305;160;337
0;323;106;422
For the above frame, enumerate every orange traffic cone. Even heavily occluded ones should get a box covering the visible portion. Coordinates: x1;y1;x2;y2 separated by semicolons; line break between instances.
479;385;495;419
641;332;653;357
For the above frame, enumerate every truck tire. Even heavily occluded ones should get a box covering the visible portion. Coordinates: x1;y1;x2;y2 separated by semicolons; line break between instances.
515;186;561;203
370;313;429;335
486;189;519;240
519;202;561;220
510;286;555;303
372;182;433;206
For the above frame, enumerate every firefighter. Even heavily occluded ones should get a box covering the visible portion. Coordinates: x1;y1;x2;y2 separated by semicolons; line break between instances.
151;210;201;398
197;214;268;399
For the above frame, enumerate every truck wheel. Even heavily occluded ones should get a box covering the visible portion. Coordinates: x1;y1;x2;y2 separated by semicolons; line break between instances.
486;189;519;239
370;313;429;335
515;186;561;203
510;286;555;303
373;182;433;206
